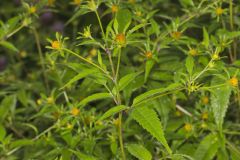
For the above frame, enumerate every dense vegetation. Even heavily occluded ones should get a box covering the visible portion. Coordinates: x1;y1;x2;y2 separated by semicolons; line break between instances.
0;0;240;159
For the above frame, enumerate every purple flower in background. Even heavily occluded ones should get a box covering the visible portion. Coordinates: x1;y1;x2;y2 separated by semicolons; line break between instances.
0;56;8;72
13;0;21;6
51;21;64;33
40;11;54;25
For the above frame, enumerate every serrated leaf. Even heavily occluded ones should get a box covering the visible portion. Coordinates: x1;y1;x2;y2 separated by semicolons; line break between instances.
78;93;112;107
193;134;219;160
211;78;231;130
126;144;152;160
99;105;128;120
131;106;172;154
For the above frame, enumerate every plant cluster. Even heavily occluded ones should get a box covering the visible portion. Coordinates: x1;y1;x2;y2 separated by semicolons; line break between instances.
0;0;240;159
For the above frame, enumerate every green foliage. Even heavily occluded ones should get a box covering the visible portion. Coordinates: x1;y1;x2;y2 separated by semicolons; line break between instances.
211;77;232;130
126;144;152;160
1;0;240;159
131;106;172;154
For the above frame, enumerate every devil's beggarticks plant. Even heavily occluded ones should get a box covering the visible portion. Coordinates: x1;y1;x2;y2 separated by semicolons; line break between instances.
1;0;240;159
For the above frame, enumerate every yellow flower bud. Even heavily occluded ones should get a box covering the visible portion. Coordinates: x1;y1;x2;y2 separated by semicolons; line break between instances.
229;77;238;87
71;107;80;116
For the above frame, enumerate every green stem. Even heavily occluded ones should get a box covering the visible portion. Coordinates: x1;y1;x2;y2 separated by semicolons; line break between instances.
118;111;126;160
33;28;49;93
108;53;116;78
115;49;121;81
95;11;106;41
192;59;213;82
229;0;237;61
4;24;25;40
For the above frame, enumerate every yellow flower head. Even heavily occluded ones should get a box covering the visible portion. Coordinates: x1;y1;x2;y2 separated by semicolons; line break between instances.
37;99;42;105
201;123;207;129
189;48;198;56
216;7;224;15
171;31;182;40
89;48;97;57
202;96;209;105
29;6;36;14
128;0;136;4
208;62;215;68
96;120;103;126
48;0;55;6
111;5;119;13
83;27;92;38
184;123;193;132
175;110;182;117
115;33;126;45
73;0;81;5
145;51;152;59
212;54;219;60
67;123;73;129
47;97;54;104
201;112;208;120
229;77;238;87
71;107;80;116
113;118;120;127
51;41;61;49
88;0;97;11
19;51;27;58
135;11;142;17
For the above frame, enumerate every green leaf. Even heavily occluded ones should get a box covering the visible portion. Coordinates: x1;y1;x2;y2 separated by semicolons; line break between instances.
132;83;181;106
127;23;147;36
193;134;219;160
0;95;16;122
126;144;152;160
65;9;90;25
211;78;231;130
144;59;155;82
62;149;72;160
179;0;194;7
116;9;132;33
113;72;140;94
69;149;97;160
10;139;33;148
131;106;172;154
0;41;18;52
61;69;97;89
185;56;194;75
97;50;103;67
227;141;240;160
0;124;6;141
78;93;112;107
99;105;128;120
202;27;209;48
